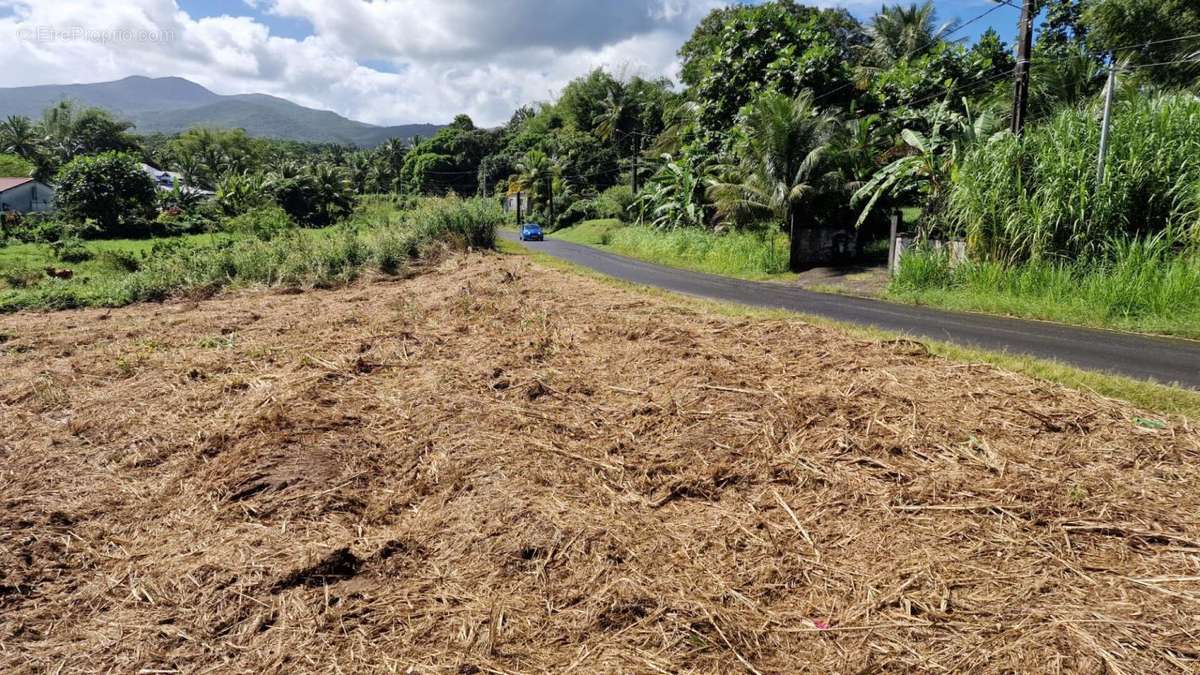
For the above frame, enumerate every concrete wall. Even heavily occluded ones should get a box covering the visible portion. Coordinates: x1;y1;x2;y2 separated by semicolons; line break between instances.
0;181;55;213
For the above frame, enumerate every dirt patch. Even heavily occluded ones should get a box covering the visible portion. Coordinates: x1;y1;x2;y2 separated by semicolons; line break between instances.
795;263;890;296
1;252;1198;673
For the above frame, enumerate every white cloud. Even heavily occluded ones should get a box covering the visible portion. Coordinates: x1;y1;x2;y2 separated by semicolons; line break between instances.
0;0;724;127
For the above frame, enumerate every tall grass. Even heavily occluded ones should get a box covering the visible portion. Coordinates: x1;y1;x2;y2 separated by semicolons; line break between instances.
604;225;791;278
0;195;505;313
892;236;1200;337
948;94;1200;262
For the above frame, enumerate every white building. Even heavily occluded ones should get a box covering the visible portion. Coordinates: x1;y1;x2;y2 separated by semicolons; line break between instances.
140;164;213;196
0;177;55;214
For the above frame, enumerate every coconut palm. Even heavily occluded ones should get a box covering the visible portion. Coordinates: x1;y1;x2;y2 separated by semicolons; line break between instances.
595;90;646;193
707;90;842;270
867;1;959;67
514;149;561;222
0;116;39;159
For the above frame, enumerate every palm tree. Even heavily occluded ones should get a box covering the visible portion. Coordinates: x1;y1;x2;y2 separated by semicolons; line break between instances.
867;1;959;67
514;149;560;224
0;116;39;159
595;90;644;193
707;91;842;271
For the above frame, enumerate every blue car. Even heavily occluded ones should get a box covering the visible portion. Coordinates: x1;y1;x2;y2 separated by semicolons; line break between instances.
520;223;544;241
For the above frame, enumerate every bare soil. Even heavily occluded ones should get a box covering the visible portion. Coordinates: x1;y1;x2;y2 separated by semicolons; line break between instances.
1;253;1198;673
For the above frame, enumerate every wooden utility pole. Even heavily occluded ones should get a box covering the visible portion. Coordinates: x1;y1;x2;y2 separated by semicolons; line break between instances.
1096;64;1117;185
1010;0;1035;135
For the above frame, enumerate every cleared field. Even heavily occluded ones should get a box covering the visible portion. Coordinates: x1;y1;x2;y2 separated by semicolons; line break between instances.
1;253;1198;673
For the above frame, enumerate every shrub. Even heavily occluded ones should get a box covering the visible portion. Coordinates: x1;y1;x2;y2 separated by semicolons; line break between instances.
2;266;43;289
50;235;93;263
594;185;635;220
224;205;294;240
404;195;503;251
556;199;597;230
96;249;141;273
54;152;158;237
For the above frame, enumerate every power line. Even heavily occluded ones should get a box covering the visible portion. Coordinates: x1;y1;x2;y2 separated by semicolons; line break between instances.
1118;56;1200;71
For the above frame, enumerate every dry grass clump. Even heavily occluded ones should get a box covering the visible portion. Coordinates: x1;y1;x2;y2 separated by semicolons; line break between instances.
1;253;1198;673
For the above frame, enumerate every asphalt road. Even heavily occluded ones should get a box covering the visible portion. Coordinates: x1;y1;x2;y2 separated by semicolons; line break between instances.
501;231;1200;389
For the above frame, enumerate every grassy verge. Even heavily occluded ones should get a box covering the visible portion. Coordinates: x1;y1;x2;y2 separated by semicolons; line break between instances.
889;243;1200;340
552;219;797;281
0;195;503;313
500;237;1200;420
0;232;238;286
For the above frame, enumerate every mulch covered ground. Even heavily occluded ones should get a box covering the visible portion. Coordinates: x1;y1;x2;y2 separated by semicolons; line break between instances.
1;252;1198;673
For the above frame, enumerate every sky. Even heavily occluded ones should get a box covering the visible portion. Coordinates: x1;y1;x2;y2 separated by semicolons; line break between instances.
0;1;1023;128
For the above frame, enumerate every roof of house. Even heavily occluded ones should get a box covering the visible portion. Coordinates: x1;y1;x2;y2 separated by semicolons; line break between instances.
0;177;35;193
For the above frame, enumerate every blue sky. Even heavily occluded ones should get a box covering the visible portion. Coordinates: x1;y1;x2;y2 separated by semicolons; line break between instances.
3;0;1032;126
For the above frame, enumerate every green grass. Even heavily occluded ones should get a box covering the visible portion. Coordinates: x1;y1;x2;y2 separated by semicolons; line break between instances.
890;241;1200;339
0;195;504;312
552;219;796;281
500;237;1200;420
0;232;235;285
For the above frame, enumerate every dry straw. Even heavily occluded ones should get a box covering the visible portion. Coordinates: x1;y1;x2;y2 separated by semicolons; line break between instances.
1;253;1198;673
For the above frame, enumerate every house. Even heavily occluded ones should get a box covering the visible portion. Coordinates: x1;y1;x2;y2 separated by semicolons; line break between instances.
0;178;55;214
140;164;213;196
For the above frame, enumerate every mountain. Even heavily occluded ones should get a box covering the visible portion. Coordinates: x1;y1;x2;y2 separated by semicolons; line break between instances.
0;76;443;147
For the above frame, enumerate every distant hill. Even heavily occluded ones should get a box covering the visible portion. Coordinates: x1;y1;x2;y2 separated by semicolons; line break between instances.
0;76;443;147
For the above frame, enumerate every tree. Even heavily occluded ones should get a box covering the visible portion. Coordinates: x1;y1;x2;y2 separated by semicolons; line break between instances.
54;152;158;236
514;149;560;223
1083;0;1200;87
35;102;137;165
0;116;39;159
167;128;266;189
400;115;498;195
866;1;959;68
0;153;34;178
707;91;842;270
1036;0;1088;54
681;1;866;142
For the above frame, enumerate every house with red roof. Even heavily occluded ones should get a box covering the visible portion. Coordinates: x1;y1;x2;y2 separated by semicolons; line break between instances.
0;177;55;214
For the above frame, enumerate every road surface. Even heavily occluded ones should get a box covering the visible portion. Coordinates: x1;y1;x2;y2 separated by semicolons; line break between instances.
502;232;1200;389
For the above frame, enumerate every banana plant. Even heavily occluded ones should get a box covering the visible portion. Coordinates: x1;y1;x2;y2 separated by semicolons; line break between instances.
634;154;706;230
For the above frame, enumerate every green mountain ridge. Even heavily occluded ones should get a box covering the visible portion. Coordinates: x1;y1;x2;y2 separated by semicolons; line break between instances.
0;76;443;147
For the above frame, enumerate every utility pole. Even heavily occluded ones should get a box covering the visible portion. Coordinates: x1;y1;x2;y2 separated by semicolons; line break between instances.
1010;0;1035;135
1096;63;1117;185
632;131;640;195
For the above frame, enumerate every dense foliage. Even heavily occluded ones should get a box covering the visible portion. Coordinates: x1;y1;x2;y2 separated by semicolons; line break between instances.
948;94;1200;262
54;152;158;237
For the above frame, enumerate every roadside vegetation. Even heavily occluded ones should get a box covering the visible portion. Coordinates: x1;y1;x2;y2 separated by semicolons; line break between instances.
0;195;502;312
552;219;792;280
